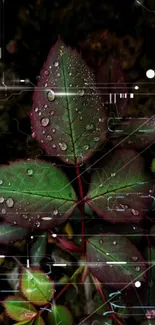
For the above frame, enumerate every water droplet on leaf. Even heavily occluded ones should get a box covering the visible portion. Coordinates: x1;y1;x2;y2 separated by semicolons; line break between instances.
132;256;138;261
53;61;59;67
44;70;50;76
136;266;140;271
34;107;39;112
0;180;3;185
47;135;53;141
94;137;99;142
47;90;55;101
59;142;67;151
86;123;95;131
99;239;103;244
113;241;117;245
0;197;4;203
41;117;50;127
84;144;89;150
1;209;6;214
111;173;116;177
53;209;58;215
131;209;139;216
6;197;14;208
27;169;33;176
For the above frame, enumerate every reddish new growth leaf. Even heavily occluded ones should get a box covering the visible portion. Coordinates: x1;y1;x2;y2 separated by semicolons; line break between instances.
30;38;107;165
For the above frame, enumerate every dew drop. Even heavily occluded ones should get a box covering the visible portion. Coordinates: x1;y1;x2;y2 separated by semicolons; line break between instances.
27;169;33;176
84;144;89;150
113;241;117;245
35;220;40;228
53;209;58;215
47;90;55;102
41;117;50;127
39;112;42;116
44;70;50;76
57;73;60;77
99;183;103;187
99;239;103;244
94;137;99;142
50;110;54;116
1;209;6;214
6;197;14;208
52;144;56;148
44;83;48;87
52;128;56;133
59;142;67;151
86;123;95;131
0;180;3;185
22;214;28;220
136;266;140;271
131;209;139;216
78;89;84;96
111;173;116;177
47;135;53;141
99;117;104;122
53;61;59;67
79;116;83;121
34;107;39;112
32;132;35;138
132;256;138;261
0;197;4;203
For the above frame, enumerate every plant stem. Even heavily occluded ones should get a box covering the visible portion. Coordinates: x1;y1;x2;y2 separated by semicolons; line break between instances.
75;163;85;253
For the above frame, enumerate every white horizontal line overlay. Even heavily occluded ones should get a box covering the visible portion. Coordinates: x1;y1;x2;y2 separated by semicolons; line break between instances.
106;261;127;265
53;263;67;267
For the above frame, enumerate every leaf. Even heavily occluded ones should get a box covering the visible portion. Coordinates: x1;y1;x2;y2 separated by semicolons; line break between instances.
78;314;112;325
86;149;153;223
96;57;128;116
20;267;55;305
33;316;45;325
13;321;33;325
30;232;47;266
86;234;147;289
110;117;155;149
0;223;28;244
30;38;107;165
48;305;73;325
3;296;37;321
0;159;77;229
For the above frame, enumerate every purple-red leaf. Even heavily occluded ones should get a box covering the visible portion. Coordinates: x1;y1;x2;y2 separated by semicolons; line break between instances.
86;234;147;289
0;159;77;229
30;38;107;165
110;116;155;149
86;149;153;223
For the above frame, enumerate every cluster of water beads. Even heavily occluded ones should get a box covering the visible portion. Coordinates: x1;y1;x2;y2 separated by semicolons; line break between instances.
59;142;67;151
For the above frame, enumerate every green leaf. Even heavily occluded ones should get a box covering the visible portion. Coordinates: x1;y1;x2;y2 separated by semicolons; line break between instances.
0;159;77;230
30;38;107;165
30;233;47;266
86;149;153;223
0;222;29;244
48;305;73;325
3;296;37;321
20;267;55;305
13;321;33;325
86;234;147;289
33;316;45;325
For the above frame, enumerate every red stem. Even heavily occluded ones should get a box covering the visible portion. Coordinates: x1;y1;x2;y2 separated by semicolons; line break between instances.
75;163;85;253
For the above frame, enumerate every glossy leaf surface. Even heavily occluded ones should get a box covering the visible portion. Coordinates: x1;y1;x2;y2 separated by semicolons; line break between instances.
0;160;77;229
0;223;28;244
86;234;147;289
30;232;47;266
30;38;107;164
86;149;153;223
3;296;37;321
48;305;73;325
20;268;54;305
